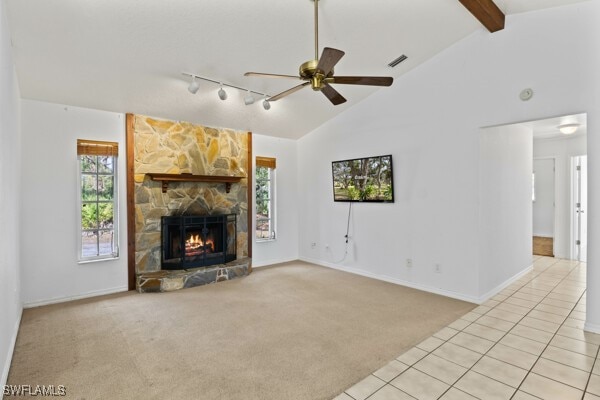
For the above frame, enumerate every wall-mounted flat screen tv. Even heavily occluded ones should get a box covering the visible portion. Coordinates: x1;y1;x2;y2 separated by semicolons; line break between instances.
332;155;394;202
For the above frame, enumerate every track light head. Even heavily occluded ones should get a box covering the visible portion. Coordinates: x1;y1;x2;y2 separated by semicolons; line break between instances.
188;77;200;94
218;84;228;101
244;90;255;105
262;98;271;110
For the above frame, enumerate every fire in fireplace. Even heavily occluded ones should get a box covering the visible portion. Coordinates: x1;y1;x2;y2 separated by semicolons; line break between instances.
161;214;236;270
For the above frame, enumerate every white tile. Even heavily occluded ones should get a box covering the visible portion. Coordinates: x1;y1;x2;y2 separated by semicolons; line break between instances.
563;317;586;329
535;303;572;317
589;374;600;397
432;342;482;369
486;343;538;370
439;388;478;400
509;323;554;344
417;336;445;352
550;335;599;357
584;392;600;400
396;347;428;366
540;297;576;310
333;393;354;400
367;384;415;400
558;326;600;345
594;360;600;375
486;308;523;323
434;327;459;341
520;372;583;400
505;297;539;309
390;368;449;400
519;316;560;333
471;305;492;315
541;345;595;372
475;315;515;332
373;360;410;382
472;356;528;388
512;390;543;400
413;353;467;385
449;332;495;354
527;310;567;324
460;312;481;322
496;302;531;316
532;357;590;390
454;371;515;400
345;375;386;400
462;323;505;342
483;299;500;308
448;319;471;331
499;333;547;356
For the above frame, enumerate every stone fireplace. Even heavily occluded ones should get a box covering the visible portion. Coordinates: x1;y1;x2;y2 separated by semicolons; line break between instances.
130;115;251;292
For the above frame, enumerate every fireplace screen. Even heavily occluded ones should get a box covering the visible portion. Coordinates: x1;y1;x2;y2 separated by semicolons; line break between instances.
161;214;236;270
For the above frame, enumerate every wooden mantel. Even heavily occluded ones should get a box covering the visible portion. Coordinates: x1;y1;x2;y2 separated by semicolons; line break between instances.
146;173;245;193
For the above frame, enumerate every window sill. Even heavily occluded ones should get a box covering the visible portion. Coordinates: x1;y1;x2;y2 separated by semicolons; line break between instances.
256;239;277;243
78;256;120;265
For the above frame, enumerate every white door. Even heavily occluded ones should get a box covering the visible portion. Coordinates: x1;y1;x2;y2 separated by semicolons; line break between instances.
573;155;588;262
533;159;555;241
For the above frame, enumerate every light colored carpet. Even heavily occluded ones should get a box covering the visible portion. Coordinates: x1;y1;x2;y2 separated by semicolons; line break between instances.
8;261;475;400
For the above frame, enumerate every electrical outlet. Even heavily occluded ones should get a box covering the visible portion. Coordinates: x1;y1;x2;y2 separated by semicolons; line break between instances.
435;264;442;273
406;259;413;268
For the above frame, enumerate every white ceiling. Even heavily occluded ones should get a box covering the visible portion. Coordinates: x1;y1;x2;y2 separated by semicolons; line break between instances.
526;113;588;140
5;0;590;139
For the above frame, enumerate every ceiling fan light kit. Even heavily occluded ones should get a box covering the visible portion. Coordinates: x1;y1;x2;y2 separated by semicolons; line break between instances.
244;0;394;105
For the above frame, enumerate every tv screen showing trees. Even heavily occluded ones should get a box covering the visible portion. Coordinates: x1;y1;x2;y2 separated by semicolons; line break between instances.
332;155;394;202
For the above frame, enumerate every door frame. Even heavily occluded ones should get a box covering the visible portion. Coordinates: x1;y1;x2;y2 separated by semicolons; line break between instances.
571;154;588;261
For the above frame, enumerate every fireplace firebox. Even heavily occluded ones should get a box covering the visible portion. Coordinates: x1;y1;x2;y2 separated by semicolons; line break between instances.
161;214;236;270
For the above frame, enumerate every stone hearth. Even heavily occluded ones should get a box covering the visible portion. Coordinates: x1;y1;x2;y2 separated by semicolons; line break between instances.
137;258;251;293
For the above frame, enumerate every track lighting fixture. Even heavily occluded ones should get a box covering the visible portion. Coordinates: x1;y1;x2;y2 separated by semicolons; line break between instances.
188;76;200;94
262;96;271;110
244;90;255;105
181;72;270;107
218;84;227;101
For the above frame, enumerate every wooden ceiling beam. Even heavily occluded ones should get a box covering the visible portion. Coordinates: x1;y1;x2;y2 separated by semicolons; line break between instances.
459;0;505;33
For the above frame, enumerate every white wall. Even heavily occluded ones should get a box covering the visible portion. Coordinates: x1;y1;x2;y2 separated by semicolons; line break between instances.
252;134;299;267
534;135;587;259
533;158;555;238
478;125;533;297
297;1;600;308
20;100;128;307
0;0;22;387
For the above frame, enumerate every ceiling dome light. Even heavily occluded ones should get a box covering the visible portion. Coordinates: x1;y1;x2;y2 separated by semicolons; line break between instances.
218;84;227;101
559;123;580;135
188;76;200;94
244;90;255;105
262;96;271;110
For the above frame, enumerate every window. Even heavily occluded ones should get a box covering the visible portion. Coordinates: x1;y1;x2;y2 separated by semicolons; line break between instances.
255;156;276;241
77;139;119;261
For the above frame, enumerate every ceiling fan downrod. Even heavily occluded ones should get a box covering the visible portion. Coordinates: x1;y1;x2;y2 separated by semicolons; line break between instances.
314;0;319;61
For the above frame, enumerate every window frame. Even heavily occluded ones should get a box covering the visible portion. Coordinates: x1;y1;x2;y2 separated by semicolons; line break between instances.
255;157;276;242
77;140;119;262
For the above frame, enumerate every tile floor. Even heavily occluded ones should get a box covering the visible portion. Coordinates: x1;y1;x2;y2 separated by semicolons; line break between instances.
335;256;600;400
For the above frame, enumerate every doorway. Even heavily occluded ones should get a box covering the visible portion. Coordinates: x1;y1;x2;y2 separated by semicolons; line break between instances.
572;155;588;262
533;158;555;257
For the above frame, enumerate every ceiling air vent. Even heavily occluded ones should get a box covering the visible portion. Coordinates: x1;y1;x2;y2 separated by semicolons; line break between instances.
388;54;408;68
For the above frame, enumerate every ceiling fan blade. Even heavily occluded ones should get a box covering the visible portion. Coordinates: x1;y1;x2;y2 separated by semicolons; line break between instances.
268;82;310;102
244;72;301;80
316;47;345;76
321;83;347;105
330;76;394;86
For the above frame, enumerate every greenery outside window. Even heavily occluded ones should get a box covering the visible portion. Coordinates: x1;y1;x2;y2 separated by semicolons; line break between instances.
256;156;276;241
77;139;119;261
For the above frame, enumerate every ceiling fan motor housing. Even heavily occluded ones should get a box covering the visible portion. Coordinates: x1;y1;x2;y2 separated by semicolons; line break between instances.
300;59;333;91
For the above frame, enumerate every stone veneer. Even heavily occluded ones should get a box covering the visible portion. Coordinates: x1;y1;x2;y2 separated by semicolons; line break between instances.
132;115;250;286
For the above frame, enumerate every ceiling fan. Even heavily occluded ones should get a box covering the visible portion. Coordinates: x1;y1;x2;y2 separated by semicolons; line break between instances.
244;0;393;106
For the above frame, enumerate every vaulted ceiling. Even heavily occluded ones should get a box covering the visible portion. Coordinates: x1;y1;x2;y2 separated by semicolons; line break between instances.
5;0;589;139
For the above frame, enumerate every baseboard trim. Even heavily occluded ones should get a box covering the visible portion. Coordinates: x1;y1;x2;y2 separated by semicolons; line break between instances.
476;264;534;304
252;257;299;268
23;286;129;309
1;306;22;390
299;257;483;304
584;321;600;334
